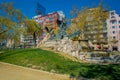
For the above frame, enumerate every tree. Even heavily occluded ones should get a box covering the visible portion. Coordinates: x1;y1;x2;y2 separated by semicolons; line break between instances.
0;2;26;47
67;7;80;35
66;28;72;35
24;20;42;46
69;4;108;42
70;6;79;18
90;5;108;44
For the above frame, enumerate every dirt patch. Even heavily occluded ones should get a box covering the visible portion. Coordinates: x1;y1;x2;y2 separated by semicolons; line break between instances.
0;62;69;80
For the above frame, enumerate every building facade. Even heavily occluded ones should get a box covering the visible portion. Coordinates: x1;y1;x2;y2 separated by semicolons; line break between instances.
70;8;108;50
20;11;66;47
107;10;120;51
33;11;66;41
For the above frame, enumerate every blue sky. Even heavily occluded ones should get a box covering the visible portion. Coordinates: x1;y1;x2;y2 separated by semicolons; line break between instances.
1;0;120;19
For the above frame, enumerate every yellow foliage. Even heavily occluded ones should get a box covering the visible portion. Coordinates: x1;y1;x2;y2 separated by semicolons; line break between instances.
24;20;37;34
54;26;59;34
66;28;72;34
69;6;108;40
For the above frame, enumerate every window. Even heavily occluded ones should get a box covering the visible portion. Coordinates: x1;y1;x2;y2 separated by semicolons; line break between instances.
111;20;116;24
112;26;115;29
100;35;103;37
103;34;107;37
111;12;114;15
113;31;115;34
111;16;115;18
113;36;116;39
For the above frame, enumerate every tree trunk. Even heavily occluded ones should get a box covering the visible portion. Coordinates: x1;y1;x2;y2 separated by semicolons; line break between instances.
33;32;36;47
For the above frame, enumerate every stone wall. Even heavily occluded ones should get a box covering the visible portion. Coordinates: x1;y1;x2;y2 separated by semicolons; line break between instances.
54;37;81;57
39;37;120;64
40;37;90;61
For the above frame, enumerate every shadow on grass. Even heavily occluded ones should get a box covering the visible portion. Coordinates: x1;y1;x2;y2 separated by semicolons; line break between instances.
70;64;120;80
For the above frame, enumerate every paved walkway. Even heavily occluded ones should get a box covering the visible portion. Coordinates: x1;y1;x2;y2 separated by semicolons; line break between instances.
0;62;69;80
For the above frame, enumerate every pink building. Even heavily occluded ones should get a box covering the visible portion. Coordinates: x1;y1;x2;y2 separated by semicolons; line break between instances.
32;11;66;41
107;10;120;51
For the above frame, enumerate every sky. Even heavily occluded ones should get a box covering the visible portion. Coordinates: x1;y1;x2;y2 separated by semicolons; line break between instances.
1;0;120;19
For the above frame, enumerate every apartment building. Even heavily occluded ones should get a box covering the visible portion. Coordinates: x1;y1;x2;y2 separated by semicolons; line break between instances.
20;11;66;47
107;10;120;51
69;8;108;50
32;11;66;41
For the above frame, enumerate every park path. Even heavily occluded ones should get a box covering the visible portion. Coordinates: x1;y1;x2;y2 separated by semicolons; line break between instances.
0;62;69;80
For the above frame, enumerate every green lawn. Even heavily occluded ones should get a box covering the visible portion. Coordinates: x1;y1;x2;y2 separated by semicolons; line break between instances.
0;48;120;80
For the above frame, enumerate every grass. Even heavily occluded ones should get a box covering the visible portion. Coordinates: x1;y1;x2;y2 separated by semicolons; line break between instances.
0;48;120;80
111;51;120;55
